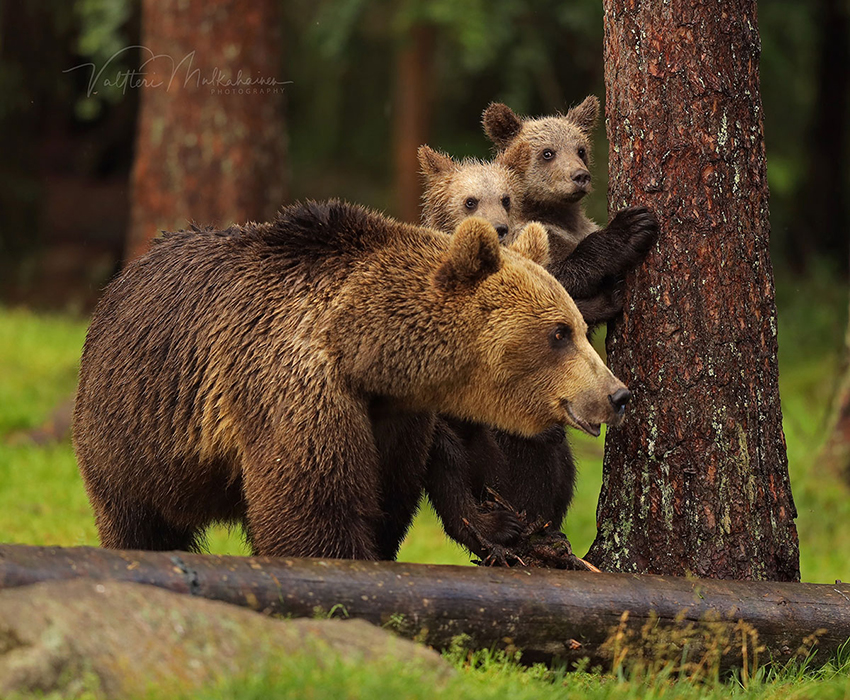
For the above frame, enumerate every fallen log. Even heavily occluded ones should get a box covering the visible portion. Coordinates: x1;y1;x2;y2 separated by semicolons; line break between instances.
1;544;848;670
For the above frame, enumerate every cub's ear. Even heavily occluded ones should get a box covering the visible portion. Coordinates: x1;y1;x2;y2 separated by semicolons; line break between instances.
500;141;531;177
435;218;502;292
566;95;600;134
508;222;550;268
482;103;523;151
418;146;455;180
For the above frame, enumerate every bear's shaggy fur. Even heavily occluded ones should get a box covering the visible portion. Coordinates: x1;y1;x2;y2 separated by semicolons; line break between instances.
483;97;659;326
426;416;577;563
74;200;626;560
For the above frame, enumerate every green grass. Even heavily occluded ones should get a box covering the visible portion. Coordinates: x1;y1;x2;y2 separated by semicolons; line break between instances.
33;644;849;700
2;270;850;698
203;648;850;700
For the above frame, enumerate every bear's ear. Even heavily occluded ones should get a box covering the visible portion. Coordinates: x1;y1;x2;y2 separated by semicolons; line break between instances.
500;141;531;177
482;103;523;150
566;95;600;134
435;218;502;292
418;146;455;181
508;222;550;268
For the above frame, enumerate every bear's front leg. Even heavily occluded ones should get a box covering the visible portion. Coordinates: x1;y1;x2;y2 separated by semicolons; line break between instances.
425;418;526;560
241;394;383;560
572;286;624;328
370;405;437;561
547;206;658;304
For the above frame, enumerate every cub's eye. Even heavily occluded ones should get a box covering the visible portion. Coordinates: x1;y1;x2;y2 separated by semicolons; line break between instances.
501;195;511;211
465;197;478;211
542;148;556;161
577;146;587;162
550;323;573;349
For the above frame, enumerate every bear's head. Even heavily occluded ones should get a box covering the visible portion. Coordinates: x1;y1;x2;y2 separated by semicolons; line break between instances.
433;218;628;437
418;146;528;242
482;96;599;208
325;207;628;437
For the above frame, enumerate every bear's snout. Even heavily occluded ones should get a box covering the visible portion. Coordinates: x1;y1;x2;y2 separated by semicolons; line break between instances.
571;168;591;189
608;387;631;417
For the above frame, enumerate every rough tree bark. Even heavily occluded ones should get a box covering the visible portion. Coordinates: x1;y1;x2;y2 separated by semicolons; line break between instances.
126;0;288;262
393;24;436;223
586;1;800;581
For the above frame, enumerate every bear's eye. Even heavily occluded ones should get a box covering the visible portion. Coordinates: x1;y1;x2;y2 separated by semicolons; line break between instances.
465;197;479;211
577;146;587;162
550;324;573;349
542;148;556;161
501;195;511;211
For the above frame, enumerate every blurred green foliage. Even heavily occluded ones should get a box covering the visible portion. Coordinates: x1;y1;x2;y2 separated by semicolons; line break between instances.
0;0;846;281
286;0;603;198
73;0;133;119
760;0;819;240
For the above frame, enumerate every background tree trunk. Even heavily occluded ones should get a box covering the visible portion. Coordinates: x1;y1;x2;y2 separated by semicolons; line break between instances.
392;24;436;223
586;0;800;581
795;0;850;485
126;0;288;262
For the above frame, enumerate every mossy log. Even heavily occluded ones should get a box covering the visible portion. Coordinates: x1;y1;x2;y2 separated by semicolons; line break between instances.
1;544;848;669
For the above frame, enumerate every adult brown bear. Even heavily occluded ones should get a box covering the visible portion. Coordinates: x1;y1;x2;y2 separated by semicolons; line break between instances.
74;201;628;559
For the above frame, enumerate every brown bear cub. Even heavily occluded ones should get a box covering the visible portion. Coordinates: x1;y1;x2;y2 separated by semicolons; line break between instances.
418;145;527;242
74;200;629;560
417;148;585;564
483;96;659;326
417;98;657;567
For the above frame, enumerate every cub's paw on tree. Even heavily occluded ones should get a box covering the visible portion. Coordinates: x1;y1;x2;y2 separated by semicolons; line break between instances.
605;205;660;260
550;206;659;326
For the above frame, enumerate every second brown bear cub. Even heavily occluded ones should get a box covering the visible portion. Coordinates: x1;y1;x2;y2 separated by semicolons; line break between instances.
483;97;658;324
417;98;658;564
74;201;629;560
422;96;658;326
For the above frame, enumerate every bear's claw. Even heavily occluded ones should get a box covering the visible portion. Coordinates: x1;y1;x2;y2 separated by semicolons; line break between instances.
466;490;600;572
607;206;660;257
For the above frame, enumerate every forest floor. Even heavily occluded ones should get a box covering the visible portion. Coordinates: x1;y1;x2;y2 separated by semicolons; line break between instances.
1;268;849;698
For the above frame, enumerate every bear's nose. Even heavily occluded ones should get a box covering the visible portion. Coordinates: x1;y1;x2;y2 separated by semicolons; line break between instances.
495;224;509;239
608;388;631;416
572;169;591;188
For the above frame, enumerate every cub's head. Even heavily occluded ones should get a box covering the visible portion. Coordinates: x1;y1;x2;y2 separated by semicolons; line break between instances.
482;96;599;207
436;218;629;437
418;146;525;242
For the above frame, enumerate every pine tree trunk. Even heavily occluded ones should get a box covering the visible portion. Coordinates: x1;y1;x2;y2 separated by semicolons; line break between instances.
126;0;288;262
586;0;800;581
393;24;436;223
